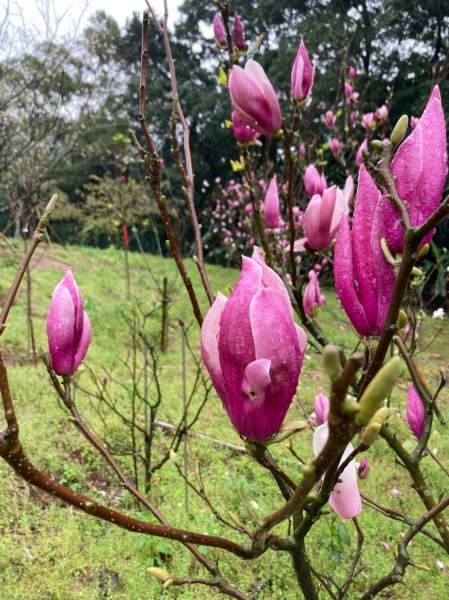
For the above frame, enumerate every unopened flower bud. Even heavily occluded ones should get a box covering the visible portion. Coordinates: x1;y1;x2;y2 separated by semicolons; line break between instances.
390;115;409;146
370;406;390;426
147;567;170;582
356;357;401;426
361;422;381;447
233;13;245;51
396;309;408;330
301;464;316;478
358;457;369;479
323;344;342;382
213;14;227;47
46;272;91;376
416;244;430;260
406;385;425;439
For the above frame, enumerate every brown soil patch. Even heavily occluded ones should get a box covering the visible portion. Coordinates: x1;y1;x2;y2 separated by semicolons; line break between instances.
30;250;73;273
1;241;74;273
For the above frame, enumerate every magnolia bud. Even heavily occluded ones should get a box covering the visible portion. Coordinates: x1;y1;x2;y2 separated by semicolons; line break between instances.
361;422;381;447
390;115;409;146
396;309;408;330
323;344;342;382
301;464;316;478
416;244;430;260
356;357;401;426
358;457;369;479
147;567;170;582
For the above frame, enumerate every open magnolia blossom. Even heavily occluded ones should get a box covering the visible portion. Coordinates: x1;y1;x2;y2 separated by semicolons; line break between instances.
201;247;307;440
313;422;362;519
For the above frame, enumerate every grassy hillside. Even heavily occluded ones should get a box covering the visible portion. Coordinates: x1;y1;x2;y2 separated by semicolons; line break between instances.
1;241;448;599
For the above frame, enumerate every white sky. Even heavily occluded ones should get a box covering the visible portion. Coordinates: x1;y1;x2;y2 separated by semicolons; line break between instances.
1;0;181;43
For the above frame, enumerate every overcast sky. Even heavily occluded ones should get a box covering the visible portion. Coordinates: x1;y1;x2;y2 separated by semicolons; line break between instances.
2;0;181;42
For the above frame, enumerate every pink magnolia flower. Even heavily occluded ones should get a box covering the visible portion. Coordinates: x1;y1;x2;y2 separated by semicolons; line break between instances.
382;86;447;254
304;165;327;197
213;14;227;47
303;185;346;250
325;110;336;128
264;176;280;228
361;112;376;131
355;139;368;166
375;105;389;122
406;385;425;439
231;110;260;143
350;111;358;126
233;13;245;51
47;272;91;376
345;82;359;105
291;39;314;102
358;457;369;479
330;137;340;155
314;392;329;426
304;270;326;317
348;66;357;79
201;248;307;440
313;422;362;519
229;60;282;136
299;142;306;157
410;115;419;130
334;166;395;336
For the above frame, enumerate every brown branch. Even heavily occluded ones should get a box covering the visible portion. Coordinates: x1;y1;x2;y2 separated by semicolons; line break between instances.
146;1;213;306
135;13;204;327
254;354;364;540
0;194;57;336
359;495;449;599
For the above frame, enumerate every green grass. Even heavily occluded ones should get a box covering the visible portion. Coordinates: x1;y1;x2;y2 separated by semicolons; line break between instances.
1;241;449;599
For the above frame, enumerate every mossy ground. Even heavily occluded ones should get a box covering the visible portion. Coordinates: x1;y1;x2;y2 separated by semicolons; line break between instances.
1;242;448;598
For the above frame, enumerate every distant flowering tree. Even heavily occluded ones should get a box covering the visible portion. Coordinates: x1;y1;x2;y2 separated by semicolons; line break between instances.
1;3;449;600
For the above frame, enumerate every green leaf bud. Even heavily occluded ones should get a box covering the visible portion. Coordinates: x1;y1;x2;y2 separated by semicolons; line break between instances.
391;115;409;146
356;357;401;426
323;344;342;383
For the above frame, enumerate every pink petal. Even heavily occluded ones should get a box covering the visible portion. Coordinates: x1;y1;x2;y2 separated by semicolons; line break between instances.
245;60;282;132
371;197;396;334
313;423;362;519
351;166;383;331
334;215;371;336
314;393;329;426
245;287;302;439
264;175;280;228
240;358;272;402
229;66;274;136
73;310;91;370
295;324;308;354
251;246;291;313
47;285;76;375
201;292;228;404
406;384;425;439
387;86;447;252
